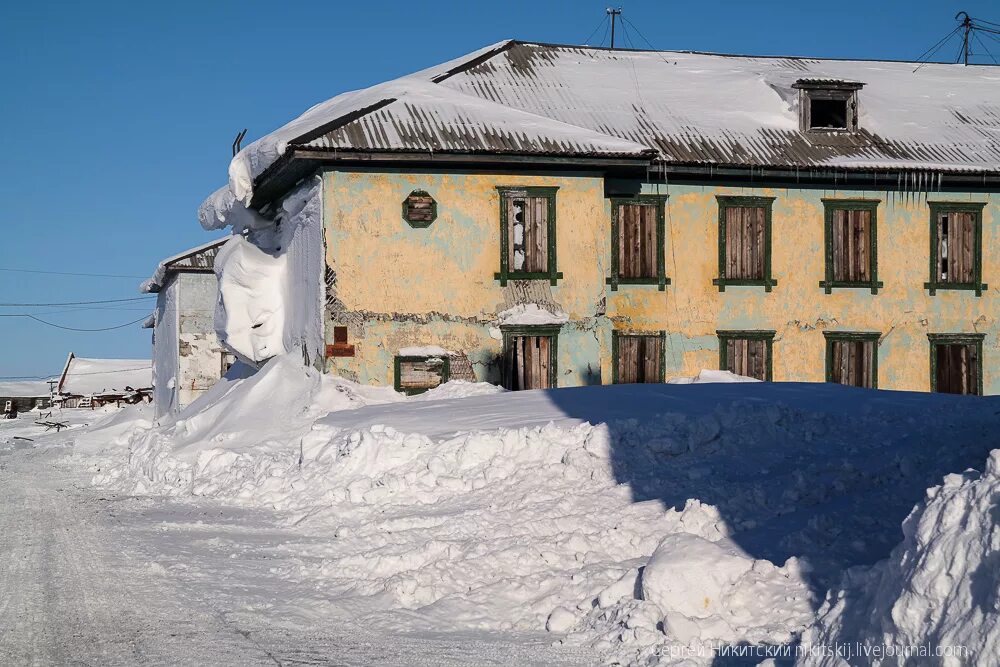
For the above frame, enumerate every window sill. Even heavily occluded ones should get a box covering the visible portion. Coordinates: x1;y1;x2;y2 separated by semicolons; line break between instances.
712;278;777;293
819;280;883;295
494;271;563;286
924;282;988;296
606;277;671;292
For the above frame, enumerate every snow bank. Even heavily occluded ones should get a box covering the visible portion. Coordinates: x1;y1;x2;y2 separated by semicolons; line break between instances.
801;449;1000;665
71;403;153;454
666;369;761;384
84;365;1000;665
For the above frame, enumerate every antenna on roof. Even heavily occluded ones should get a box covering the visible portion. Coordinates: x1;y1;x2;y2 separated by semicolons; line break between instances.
607;7;622;50
957;12;972;65
232;128;248;157
912;12;1000;71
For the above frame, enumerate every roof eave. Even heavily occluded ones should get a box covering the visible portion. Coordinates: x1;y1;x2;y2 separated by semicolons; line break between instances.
249;147;658;210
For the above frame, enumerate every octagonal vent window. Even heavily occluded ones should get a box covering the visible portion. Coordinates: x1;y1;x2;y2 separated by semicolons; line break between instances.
402;190;437;227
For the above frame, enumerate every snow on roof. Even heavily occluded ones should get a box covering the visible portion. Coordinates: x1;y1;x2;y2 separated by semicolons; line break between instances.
203;40;1000;217
141;237;229;293
0;380;52;398
57;355;153;396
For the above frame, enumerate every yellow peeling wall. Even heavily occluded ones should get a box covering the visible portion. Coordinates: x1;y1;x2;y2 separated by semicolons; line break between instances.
321;167;1000;394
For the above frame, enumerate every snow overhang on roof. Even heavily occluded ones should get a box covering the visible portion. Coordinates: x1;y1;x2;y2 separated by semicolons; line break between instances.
200;40;1000;226
141;237;229;293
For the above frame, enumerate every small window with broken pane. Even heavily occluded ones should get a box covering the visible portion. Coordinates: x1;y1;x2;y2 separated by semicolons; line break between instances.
926;203;986;295
793;80;862;133
495;187;560;285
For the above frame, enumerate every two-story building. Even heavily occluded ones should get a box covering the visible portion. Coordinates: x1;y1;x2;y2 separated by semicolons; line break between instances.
201;40;1000;395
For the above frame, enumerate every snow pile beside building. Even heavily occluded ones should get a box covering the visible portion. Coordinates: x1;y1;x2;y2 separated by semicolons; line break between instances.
87;360;1000;664
801;449;1000;665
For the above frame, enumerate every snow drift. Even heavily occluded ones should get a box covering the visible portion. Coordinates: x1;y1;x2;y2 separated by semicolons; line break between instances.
802;449;1000;666
86;357;1000;665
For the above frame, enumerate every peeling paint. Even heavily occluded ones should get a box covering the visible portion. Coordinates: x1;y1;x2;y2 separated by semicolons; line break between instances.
321;167;1000;393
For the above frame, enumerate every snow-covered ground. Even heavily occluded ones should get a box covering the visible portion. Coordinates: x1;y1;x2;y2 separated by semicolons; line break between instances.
2;361;998;665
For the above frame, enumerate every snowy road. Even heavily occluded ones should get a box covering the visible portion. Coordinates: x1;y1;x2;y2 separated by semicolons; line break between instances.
0;444;590;666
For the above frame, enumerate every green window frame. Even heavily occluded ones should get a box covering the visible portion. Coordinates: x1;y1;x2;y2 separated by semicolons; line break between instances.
823;331;880;388
819;199;883;294
494;186;562;286
501;325;561;389
611;330;667;383
393;355;451;396
717;329;775;381
401;190;438;227
713;196;777;292
928;333;985;395
606;195;670;291
924;202;987;296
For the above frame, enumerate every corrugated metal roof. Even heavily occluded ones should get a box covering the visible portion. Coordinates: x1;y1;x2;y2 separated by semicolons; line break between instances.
141;238;228;293
288;41;1000;173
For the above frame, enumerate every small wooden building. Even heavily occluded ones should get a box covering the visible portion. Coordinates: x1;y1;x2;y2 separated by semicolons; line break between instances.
0;380;52;415
143;239;231;418
55;354;152;408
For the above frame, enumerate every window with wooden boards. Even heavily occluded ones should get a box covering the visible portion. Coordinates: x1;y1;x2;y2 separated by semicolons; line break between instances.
394;355;450;395
928;333;984;395
713;196;776;292
824;332;879;389
501;325;560;390
607;197;670;291
718;330;775;381
612;331;666;384
820;200;883;294
925;203;987;296
495;187;561;286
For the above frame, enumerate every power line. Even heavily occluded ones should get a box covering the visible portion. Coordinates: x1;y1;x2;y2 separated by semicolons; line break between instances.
973;31;1000;63
20;314;150;332
0;267;147;279
912;25;963;71
582;14;609;46
0;296;154;307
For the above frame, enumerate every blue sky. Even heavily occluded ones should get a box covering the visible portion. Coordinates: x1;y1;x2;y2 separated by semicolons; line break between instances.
1;0;997;379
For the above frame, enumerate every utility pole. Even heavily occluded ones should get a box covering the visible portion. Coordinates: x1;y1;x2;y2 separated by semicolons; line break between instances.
957;11;972;65
607;7;622;49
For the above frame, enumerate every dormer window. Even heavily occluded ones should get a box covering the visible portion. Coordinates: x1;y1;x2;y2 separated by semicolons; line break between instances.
793;79;864;133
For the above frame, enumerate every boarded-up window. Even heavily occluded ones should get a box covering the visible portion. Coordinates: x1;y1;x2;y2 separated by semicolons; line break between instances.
507;195;548;273
503;331;557;390
822;201;881;293
936;211;975;284
832;209;871;282
724;206;765;280
619;203;657;279
394;355;450;395
614;333;663;384
402;190;437;227
825;333;878;388
930;336;983;395
714;197;774;291
718;331;774;381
